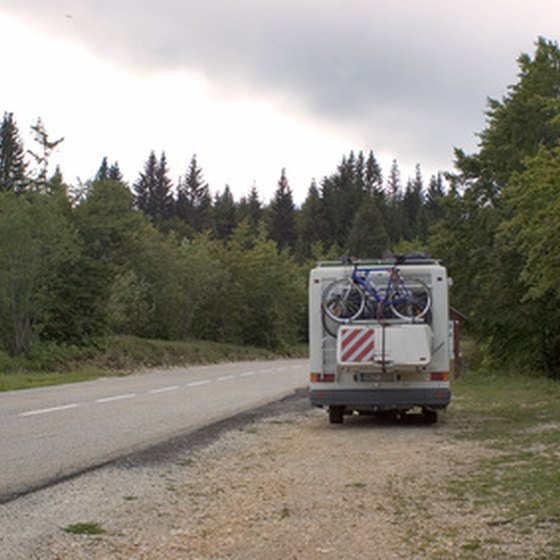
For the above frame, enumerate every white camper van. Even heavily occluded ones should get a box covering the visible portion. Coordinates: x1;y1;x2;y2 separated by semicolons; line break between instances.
308;256;452;424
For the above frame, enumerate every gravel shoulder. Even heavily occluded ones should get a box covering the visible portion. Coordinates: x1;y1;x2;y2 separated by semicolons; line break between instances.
0;392;552;559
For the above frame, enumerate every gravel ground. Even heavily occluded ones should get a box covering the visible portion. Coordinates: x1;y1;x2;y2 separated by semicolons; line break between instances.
0;393;555;559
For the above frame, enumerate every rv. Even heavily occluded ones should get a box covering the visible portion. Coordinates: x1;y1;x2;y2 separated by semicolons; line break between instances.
308;257;452;424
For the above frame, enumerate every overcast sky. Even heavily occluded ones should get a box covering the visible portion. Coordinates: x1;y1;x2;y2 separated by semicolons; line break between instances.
0;1;558;203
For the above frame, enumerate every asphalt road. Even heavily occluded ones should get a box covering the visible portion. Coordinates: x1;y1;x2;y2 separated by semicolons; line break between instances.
0;359;307;503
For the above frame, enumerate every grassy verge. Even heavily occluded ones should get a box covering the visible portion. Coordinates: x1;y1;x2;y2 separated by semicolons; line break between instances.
0;336;308;392
449;366;560;551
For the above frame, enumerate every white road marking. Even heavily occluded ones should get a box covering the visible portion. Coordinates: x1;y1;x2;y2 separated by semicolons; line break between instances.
16;363;304;419
149;385;179;394
187;380;211;387
20;403;80;417
96;393;136;404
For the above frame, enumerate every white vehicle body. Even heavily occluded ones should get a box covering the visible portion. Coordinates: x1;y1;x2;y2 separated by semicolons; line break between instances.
308;258;452;423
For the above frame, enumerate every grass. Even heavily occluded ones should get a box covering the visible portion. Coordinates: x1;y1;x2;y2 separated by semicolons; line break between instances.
449;365;560;540
0;335;307;392
63;522;106;535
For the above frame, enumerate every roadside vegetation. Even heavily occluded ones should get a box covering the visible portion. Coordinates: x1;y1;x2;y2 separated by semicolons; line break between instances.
0;335;306;392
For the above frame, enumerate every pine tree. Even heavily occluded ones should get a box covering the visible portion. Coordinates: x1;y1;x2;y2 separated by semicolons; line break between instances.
152;152;174;222
0;112;27;192
426;173;446;223
133;151;173;223
213;185;237;240
176;155;212;231
134;150;158;214
295;179;328;260
95;157;110;182
364;150;383;198
346;195;390;258
384;159;403;244
268;168;296;251
402;164;424;241
321;153;365;248
108;162;124;182
237;184;263;236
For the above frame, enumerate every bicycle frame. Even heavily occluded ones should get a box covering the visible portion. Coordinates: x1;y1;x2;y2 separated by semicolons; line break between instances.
351;265;409;307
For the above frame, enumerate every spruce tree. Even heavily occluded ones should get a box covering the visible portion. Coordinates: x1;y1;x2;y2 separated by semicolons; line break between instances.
237;185;263;236
108;162;124;182
321;153;365;249
426;173;446;223
176;154;212;231
268;168;296;251
384;159;404;244
212;185;237;240
295;179;328;260
134;150;158;214
364;150;383;199
0;112;27;192
402;164;424;241
133;151;173;222
346;195;390;259
152;152;174;222
95;157;110;182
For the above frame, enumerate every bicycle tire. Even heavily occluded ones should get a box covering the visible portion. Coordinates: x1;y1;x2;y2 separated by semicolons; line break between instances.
322;278;366;323
388;278;431;321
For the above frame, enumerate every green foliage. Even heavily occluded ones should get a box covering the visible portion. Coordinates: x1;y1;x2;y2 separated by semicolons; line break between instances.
0;112;27;192
212;185;237;240
192;222;306;350
267;168;296;251
176;154;212;231
346;195;389;258
0;192;78;354
437;37;560;377
500;146;560;300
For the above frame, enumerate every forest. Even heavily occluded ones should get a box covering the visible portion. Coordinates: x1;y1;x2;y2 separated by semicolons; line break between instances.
1;37;559;378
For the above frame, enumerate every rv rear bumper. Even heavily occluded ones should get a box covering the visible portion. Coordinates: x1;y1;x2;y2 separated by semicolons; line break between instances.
308;387;451;409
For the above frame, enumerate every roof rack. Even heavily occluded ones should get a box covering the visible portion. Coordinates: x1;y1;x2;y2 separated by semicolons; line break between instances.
316;254;439;267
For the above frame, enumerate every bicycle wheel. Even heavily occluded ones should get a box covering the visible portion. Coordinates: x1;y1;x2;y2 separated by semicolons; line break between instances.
388;278;431;320
322;279;365;323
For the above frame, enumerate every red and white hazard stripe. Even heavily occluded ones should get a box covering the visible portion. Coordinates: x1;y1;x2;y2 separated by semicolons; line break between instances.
339;327;375;363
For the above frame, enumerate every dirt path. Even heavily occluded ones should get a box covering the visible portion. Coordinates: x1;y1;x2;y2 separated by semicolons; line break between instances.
0;397;548;559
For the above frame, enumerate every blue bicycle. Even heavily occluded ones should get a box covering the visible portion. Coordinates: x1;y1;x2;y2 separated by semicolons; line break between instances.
322;262;431;323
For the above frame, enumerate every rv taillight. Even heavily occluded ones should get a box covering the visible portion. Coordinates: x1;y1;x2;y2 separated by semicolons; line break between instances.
310;373;336;383
430;372;449;381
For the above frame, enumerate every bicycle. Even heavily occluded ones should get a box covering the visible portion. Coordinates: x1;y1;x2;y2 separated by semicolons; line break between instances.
322;260;431;323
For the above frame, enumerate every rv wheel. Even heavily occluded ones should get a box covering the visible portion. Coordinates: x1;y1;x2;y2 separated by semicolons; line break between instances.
422;407;438;424
328;406;344;424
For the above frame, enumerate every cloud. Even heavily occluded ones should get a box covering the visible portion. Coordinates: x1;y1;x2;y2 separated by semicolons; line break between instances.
1;0;559;191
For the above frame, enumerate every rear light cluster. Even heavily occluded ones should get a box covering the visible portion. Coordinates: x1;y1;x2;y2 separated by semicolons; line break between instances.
310;373;336;383
430;372;450;381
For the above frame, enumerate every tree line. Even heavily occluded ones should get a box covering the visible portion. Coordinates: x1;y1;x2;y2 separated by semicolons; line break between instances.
1;37;559;377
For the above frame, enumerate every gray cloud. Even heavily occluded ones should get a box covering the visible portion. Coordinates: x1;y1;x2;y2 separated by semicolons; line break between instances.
2;0;558;174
